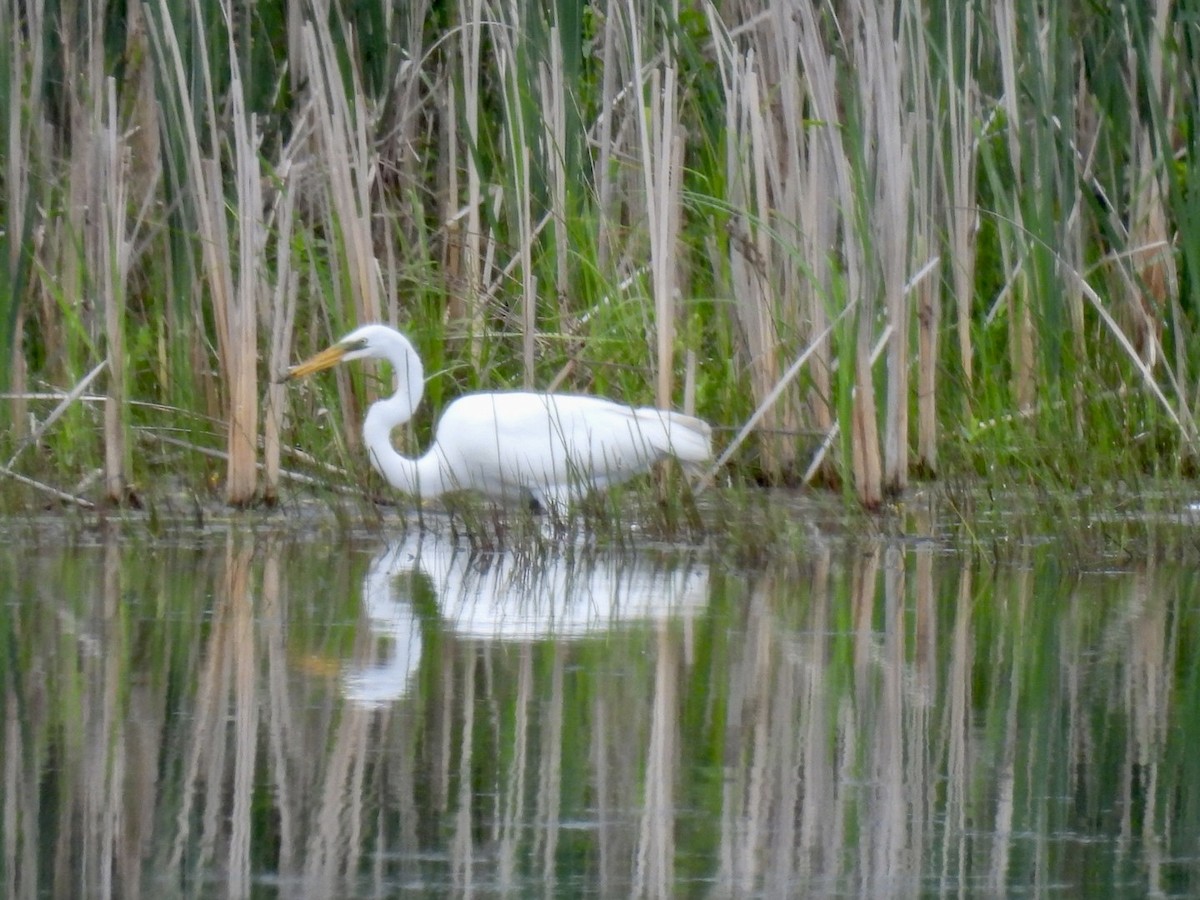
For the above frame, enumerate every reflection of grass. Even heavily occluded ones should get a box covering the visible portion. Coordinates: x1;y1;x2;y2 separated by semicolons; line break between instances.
6;526;1200;893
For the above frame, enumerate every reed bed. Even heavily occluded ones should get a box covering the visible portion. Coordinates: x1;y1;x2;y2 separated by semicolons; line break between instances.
1;0;1197;512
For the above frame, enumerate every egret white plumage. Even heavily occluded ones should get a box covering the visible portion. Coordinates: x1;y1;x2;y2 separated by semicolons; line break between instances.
285;324;713;512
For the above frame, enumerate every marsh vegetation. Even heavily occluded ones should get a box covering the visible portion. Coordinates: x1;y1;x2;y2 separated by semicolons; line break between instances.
1;0;1196;522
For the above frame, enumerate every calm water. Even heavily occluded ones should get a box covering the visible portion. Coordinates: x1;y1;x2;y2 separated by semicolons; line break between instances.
4;523;1200;898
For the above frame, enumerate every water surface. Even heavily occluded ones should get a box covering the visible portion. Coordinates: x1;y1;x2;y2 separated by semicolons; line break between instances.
4;525;1199;897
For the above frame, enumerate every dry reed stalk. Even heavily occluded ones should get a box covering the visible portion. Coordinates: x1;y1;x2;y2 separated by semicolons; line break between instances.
795;0;883;505
1125;1;1177;374
148;0;240;464
850;343;883;507
98;77;133;503
442;67;464;323
594;0;625;275
225;54;264;506
716;44;789;480
627;4;683;409
301;20;381;327
458;0;486;362
945;0;978;393
1062;90;1089;437
487;0;539;385
902;2;941;476
264;171;299;503
519;136;536;387
759;0;828;457
300;19;383;455
856;0;913;495
542;24;570;308
4;0;43;443
59;4;96;383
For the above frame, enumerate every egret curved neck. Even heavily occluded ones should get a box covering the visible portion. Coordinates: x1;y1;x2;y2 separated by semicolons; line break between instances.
360;342;445;497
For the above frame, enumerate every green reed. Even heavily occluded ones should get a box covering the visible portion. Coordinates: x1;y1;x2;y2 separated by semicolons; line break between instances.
1;0;1198;522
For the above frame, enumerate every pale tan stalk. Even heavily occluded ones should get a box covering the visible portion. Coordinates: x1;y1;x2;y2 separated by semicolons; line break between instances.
520;143;536;387
148;0;237;471
594;0;623;273
903;1;940;475
459;0;486;361
1064;87;1089;436
994;0;1035;410
5;0;44;442
488;0;539;385
796;0;882;505
720;48;787;479
99;77;133;503
301;20;381;325
1125;1;1177;376
856;0;912;495
300;18;383;457
628;3;682;409
945;0;978;391
225;54;264;506
543;23;570;307
763;0;831;452
264;171;299;503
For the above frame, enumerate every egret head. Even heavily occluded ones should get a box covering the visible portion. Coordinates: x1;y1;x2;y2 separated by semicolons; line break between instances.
285;325;401;380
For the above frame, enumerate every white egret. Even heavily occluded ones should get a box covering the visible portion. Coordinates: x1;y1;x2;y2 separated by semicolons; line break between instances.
286;324;713;512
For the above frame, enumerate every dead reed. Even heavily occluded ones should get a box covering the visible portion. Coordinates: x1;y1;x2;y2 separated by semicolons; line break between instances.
1;0;1197;512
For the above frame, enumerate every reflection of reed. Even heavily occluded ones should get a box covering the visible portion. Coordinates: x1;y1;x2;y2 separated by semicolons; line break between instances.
634;626;678;900
1117;568;1175;892
6;534;1200;897
168;535;259;898
940;560;973;892
714;544;972;896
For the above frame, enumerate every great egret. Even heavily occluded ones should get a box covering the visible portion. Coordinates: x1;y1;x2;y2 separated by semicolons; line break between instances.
285;324;713;512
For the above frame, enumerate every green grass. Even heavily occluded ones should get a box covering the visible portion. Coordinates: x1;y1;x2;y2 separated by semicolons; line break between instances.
2;0;1200;529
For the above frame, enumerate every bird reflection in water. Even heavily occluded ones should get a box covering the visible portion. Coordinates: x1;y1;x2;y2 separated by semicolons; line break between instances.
342;530;710;707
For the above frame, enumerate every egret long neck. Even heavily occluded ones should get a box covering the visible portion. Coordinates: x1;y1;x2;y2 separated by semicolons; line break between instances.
360;339;447;497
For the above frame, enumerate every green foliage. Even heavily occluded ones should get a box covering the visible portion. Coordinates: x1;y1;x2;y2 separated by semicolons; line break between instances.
3;0;1200;516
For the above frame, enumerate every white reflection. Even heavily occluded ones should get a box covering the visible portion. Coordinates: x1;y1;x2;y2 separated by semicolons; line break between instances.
344;530;710;707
